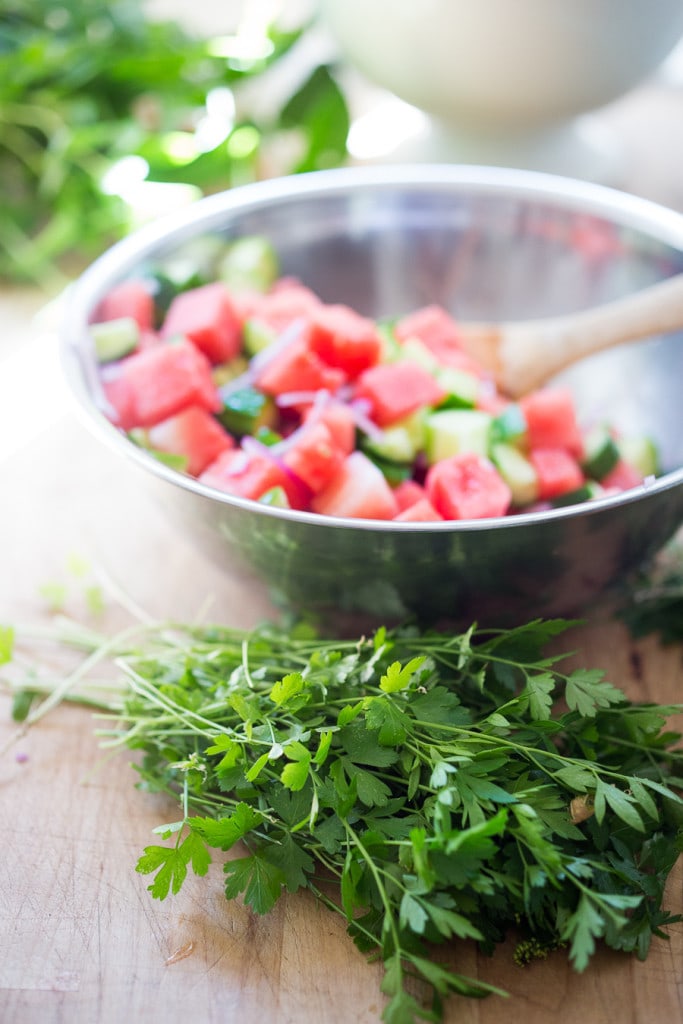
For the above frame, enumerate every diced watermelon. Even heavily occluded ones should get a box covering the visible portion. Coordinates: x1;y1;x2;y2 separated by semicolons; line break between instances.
392;478;428;513
355;360;447;427
311;451;399;519
425;452;512;520
394;496;443;522
161;281;242;364
529;447;585;500
137;329;162;352
94;279;155;331
395;304;464;350
519;388;583;456
281;420;345;493
601;458;644;492
307;304;382;378
255;333;346;396
148;406;234;476
304;399;357;455
247;278;322;334
199;447;309;508
395;304;488;376
101;340;221;430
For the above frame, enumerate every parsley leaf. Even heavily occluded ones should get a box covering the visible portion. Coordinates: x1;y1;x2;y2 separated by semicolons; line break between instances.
8;616;683;1023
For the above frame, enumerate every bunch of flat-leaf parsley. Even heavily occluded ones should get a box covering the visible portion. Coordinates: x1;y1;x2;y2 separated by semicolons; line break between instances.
5;616;683;1023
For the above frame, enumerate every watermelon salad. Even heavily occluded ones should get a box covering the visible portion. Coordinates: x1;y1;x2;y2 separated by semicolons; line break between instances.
89;235;660;523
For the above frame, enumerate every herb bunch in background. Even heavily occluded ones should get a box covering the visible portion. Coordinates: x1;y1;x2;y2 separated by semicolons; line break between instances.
0;0;350;290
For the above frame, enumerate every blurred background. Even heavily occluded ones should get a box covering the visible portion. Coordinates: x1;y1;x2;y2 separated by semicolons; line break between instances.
3;0;683;385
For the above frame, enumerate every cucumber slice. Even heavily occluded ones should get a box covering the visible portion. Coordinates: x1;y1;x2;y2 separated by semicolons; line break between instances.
363;451;412;485
212;356;249;386
218;386;276;436
617;435;660;477
91;316;139;363
434;366;479;409
490;403;527;446
425;409;492;464
219;235;279;293
550;481;604;508
398;336;439;371
243;318;277;356
490;442;539;506
363;410;425;463
376;318;401;361
581;425;620;480
258;486;291;508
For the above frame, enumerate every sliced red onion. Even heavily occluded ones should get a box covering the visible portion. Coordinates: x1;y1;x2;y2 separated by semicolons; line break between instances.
240;434;274;458
248;317;308;377
348;398;384;441
239;433;312;506
218;317;309;402
217;367;256;398
276;389;323;409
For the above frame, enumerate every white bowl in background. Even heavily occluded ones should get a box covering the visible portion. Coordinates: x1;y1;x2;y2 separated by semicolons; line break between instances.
319;0;683;180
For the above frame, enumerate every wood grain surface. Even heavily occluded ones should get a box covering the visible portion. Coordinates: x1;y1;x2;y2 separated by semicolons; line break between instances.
0;360;682;1024
3;61;683;1024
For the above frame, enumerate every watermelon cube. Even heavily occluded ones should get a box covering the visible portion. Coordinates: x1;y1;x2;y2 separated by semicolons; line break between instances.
354;360;447;427
148;406;234;476
311;451;399;519
199;447;308;509
529;447;585;499
520;388;583;456
308;303;382;378
394;496;443;522
255;333;346;396
281;420;345;493
94;278;155;332
425;452;512;520
161;281;242;364
102;340;220;430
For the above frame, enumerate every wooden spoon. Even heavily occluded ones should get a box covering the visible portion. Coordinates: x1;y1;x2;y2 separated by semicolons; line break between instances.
457;271;683;398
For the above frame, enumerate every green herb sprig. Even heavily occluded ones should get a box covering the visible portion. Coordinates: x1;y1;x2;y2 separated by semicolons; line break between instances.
1;0;350;289
620;543;683;645
5;616;682;1023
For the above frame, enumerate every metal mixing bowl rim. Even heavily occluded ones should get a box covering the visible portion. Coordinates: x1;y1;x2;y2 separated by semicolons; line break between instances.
60;162;683;534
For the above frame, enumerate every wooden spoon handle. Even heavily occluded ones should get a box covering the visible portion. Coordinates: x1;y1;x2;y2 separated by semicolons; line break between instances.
498;271;683;397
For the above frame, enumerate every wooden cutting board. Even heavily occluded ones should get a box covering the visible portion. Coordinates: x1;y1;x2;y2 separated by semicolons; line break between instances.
1;395;681;1024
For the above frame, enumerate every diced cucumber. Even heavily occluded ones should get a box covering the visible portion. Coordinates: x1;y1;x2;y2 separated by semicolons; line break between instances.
376;318;401;361
219;235;279;293
363;451;412;485
158;235;225;290
397;336;440;371
393;339;479;408
258;486;291;508
617;435;660;477
490;442;539;506
434;366;479;409
243;317;277;356
218;385;276;436
490;403;527;447
363;410;425;463
127;430;189;472
550;481;604;508
425;409;492;464
212;356;249;386
91;316;139;363
253;425;283;447
581;425;620;480
149;273;181;324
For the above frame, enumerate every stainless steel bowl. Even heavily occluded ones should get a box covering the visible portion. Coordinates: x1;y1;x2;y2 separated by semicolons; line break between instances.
60;165;683;628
